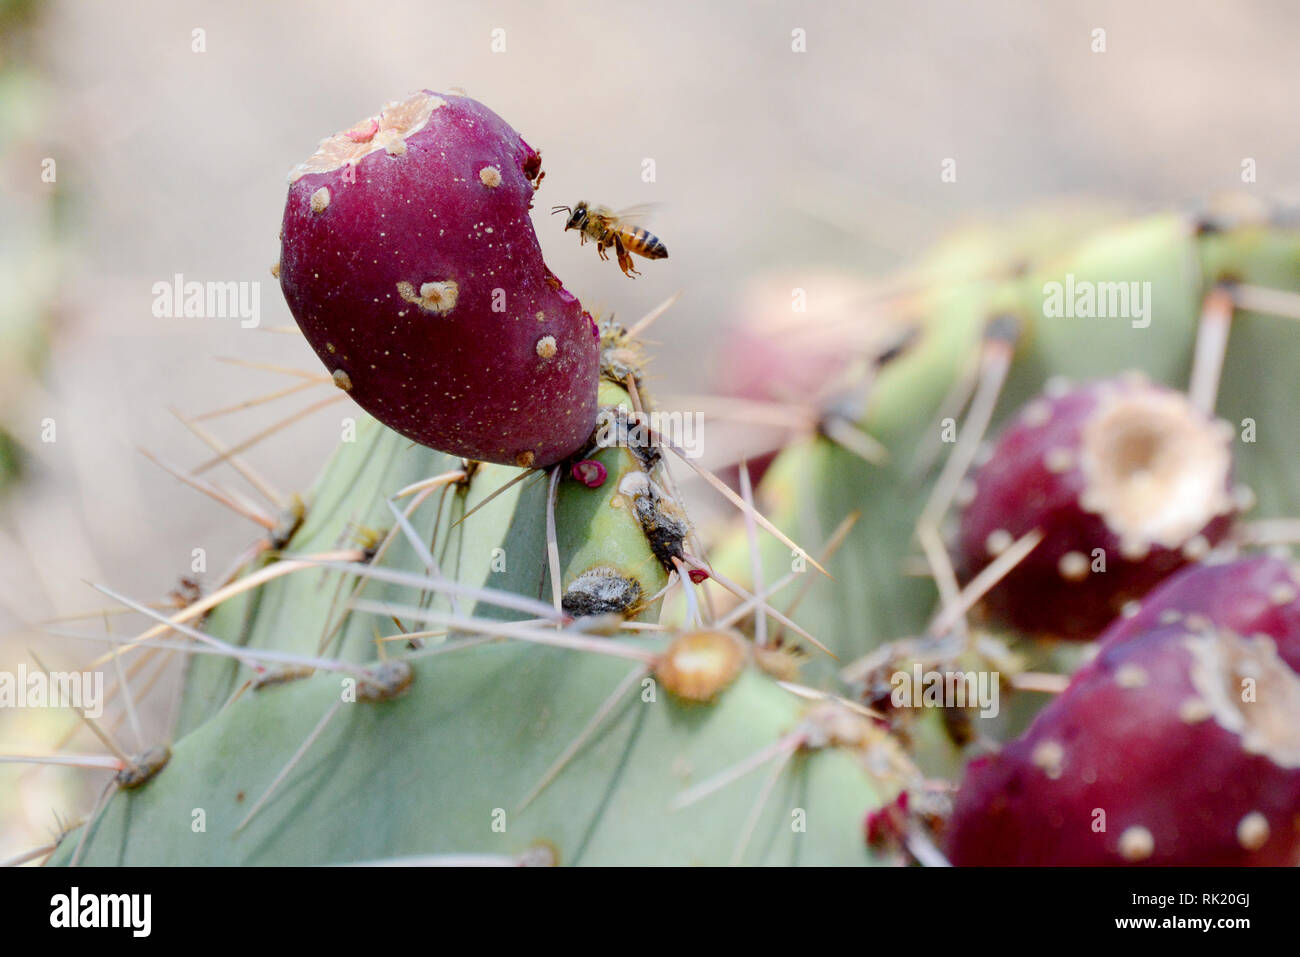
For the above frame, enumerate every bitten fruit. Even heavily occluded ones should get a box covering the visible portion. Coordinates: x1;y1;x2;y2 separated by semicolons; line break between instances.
279;91;600;467
956;374;1236;639
946;622;1300;865
1099;553;1300;672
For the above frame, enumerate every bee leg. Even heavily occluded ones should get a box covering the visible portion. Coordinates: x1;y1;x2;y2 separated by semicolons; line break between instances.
596;241;609;261
615;238;640;278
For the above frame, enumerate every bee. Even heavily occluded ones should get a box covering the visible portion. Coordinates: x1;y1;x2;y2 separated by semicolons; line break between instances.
551;202;667;277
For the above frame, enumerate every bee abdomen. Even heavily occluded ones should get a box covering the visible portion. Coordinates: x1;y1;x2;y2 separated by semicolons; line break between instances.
623;226;668;259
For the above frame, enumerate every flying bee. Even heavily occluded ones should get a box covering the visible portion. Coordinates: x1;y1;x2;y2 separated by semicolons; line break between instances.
551;202;667;277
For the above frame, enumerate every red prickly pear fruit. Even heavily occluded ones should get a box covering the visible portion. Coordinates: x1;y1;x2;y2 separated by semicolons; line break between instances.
1099;554;1300;672
713;273;914;488
946;622;1300;865
716;273;864;407
278;91;600;468
956;374;1237;640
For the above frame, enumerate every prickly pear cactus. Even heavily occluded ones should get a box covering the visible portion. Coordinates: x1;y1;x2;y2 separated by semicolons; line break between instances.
42;93;900;867
48;378;891;865
30;87;1300;866
708;206;1300;863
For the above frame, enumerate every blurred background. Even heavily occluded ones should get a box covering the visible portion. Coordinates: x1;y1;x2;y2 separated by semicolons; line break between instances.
2;0;1299;861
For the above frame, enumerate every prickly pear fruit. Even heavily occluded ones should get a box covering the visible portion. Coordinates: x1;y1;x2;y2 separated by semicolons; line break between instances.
712;273;915;487
946;622;1300;865
716;273;864;406
278;90;599;468
956;375;1236;640
1100;553;1300;671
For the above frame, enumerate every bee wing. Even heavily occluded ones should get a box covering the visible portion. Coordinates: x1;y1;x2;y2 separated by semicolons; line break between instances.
608;203;665;227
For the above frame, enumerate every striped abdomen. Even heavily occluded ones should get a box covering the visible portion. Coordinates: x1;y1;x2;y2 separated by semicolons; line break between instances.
618;225;668;260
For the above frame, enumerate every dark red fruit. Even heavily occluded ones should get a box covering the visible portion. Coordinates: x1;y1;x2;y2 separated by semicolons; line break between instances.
1099;553;1300;672
712;273;913;488
715;273;862;408
946;622;1300;865
279;91;599;467
956;374;1237;640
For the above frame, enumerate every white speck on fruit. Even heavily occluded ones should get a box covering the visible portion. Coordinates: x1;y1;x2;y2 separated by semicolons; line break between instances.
536;336;558;359
1115;663;1148;688
397;279;460;315
332;369;353;391
1044;448;1074;474
1118;826;1154;862
270;262;280;278
479;165;502;187
1269;583;1298;606
1031;740;1064;779
310;187;331;213
1178;697;1212;723
985;529;1013;557
1237;811;1270;851
1058;551;1089;581
1120;538;1151;562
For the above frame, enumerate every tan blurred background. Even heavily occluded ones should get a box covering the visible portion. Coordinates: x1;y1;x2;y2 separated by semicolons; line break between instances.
2;0;1299;860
